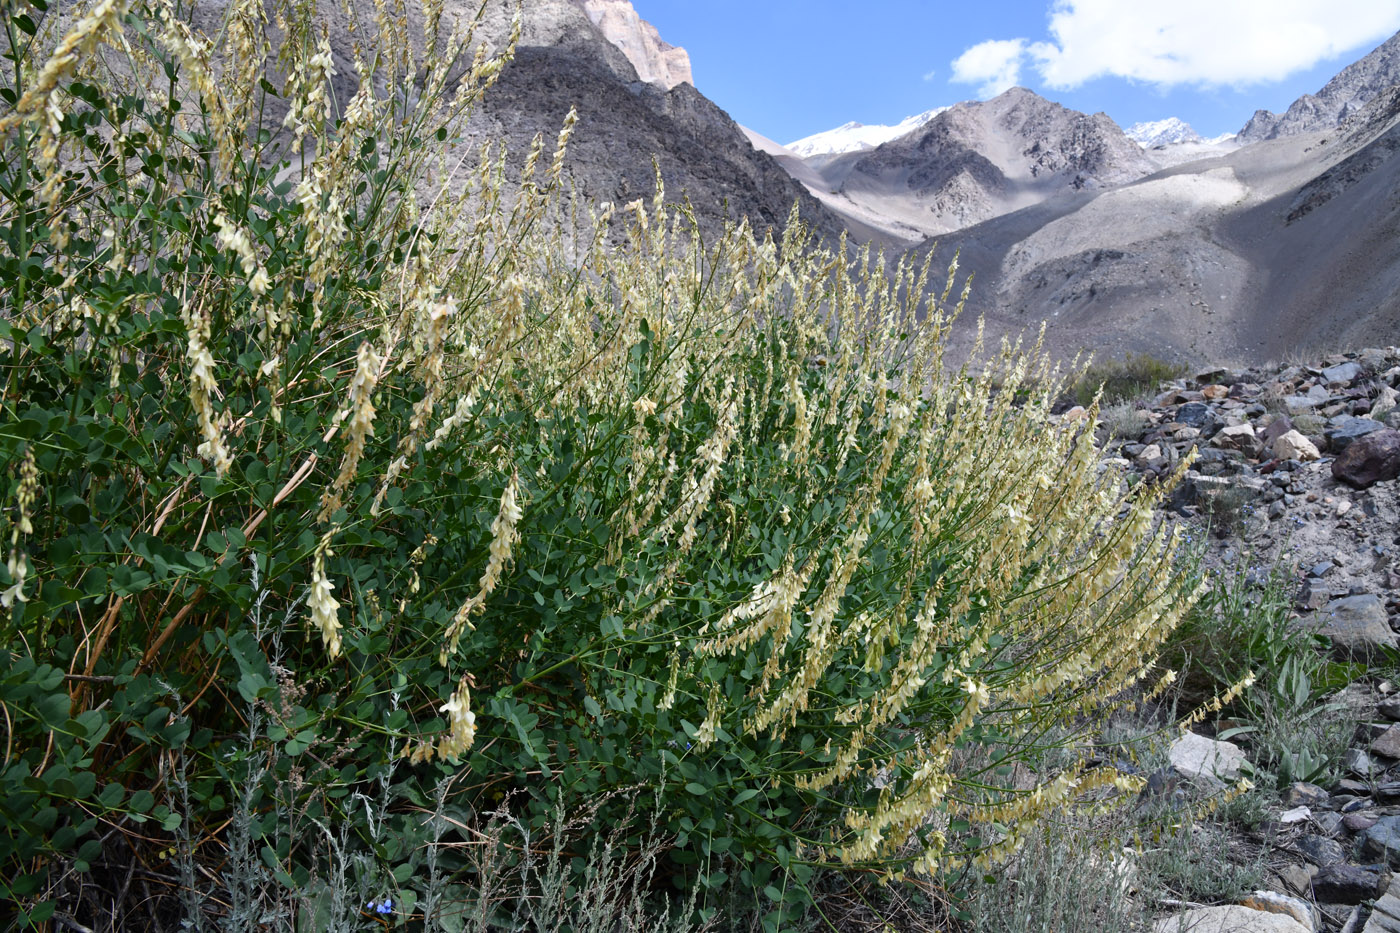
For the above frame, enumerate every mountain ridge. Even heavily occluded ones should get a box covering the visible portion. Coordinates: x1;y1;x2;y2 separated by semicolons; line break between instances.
1240;30;1400;141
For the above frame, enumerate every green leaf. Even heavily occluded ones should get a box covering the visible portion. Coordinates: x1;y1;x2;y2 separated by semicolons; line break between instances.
685;782;707;795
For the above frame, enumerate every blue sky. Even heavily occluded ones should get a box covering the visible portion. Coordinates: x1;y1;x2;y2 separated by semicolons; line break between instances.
630;0;1400;144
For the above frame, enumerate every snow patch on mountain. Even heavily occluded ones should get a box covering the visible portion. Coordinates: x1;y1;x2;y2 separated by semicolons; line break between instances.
786;109;949;159
1126;118;1202;148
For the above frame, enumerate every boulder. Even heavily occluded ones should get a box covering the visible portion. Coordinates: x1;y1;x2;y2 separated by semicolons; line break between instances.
1286;395;1323;413
1333;430;1400;489
1273;430;1321;462
1240;891;1318;931
1312;864;1388;904
1177;401;1213;427
1153;905;1308;933
1262;415;1294;447
1169;732;1248;788
1282;782;1330;808
1360;816;1400;867
1294;833;1346;868
1323;361;1364;384
1214;423;1262;457
1313;595;1397;661
1326;417;1387;454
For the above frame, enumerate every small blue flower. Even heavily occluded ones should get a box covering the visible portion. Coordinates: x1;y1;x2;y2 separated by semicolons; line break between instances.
367;898;393;915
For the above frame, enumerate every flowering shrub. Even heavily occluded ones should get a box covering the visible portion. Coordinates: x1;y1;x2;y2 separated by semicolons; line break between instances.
0;0;1200;927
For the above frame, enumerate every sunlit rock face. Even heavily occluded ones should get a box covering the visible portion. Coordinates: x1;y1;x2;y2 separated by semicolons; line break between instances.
574;0;693;89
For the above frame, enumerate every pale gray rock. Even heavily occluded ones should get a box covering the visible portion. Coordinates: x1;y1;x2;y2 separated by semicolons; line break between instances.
1169;732;1247;787
1274;430;1321;462
1153;905;1308;933
575;0;692;89
1311;595;1396;661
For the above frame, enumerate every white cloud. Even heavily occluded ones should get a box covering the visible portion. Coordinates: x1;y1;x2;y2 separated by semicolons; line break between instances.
922;68;938;82
951;0;1400;93
950;39;1034;97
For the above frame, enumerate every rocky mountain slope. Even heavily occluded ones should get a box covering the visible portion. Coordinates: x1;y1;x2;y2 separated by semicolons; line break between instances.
801;88;1156;240
1098;348;1400;933
734;28;1400;366
1241;31;1400;141
451;0;848;243
919;73;1400;366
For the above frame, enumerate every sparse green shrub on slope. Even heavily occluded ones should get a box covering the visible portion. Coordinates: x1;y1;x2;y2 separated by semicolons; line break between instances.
0;0;1200;928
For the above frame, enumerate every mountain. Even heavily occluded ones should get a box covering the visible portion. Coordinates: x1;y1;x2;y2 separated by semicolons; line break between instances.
1239;29;1400;141
457;0;848;243
894;84;1400;365
804;88;1155;239
785;109;948;160
1126;118;1202;148
574;0;692;89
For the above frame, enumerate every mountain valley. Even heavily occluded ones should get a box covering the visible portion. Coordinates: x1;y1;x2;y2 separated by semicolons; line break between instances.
371;0;1400;367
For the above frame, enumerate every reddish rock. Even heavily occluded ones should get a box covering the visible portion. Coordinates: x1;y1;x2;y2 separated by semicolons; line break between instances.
1332;429;1400;489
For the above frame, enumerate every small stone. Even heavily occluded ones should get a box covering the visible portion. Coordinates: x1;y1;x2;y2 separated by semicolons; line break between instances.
1169;732;1248;787
1274;430;1322;462
1333;430;1400;489
1335;778;1372;795
1273;863;1317;896
1376;726;1400;759
1345;812;1380;834
1297;580;1331;610
1379;698;1400;721
1314;811;1345;836
1202;384;1230;400
1284;782;1332;808
1295;832;1348;867
1312;864;1388;904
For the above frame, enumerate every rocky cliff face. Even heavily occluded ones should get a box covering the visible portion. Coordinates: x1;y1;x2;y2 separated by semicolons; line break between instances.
574;0;692;89
455;0;842;243
1239;29;1400;141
